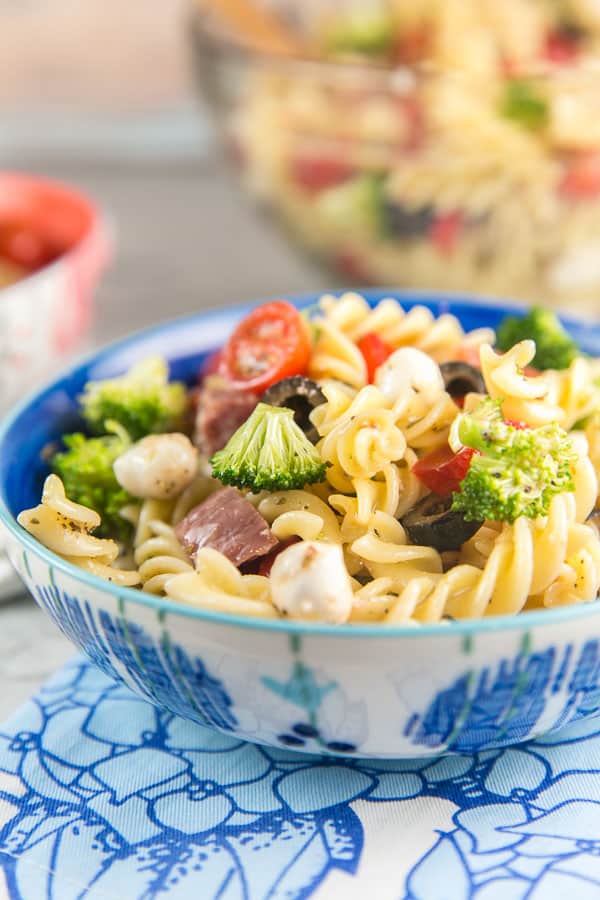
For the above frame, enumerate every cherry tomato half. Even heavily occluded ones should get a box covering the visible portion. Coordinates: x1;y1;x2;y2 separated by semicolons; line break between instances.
221;301;311;393
544;29;580;65
290;154;355;193
429;211;463;255
412;446;477;496
358;332;393;383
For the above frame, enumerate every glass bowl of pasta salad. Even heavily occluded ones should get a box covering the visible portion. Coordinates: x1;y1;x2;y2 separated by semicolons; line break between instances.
190;1;600;314
0;172;110;412
1;290;600;758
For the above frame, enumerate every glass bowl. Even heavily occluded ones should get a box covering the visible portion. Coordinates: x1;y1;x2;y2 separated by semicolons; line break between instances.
188;7;600;316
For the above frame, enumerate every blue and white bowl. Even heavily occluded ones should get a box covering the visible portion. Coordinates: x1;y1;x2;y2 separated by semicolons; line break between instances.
1;291;599;759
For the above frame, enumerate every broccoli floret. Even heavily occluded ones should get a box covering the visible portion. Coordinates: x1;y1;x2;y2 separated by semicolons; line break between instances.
80;357;187;440
210;403;326;492
323;10;395;57
316;174;386;240
51;422;133;540
496;307;579;371
451;398;576;523
500;79;548;130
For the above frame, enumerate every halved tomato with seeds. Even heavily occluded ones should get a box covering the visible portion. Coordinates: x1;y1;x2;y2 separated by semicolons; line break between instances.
221;301;312;393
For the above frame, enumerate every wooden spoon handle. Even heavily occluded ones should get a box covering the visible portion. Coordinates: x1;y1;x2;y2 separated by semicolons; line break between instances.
203;0;303;56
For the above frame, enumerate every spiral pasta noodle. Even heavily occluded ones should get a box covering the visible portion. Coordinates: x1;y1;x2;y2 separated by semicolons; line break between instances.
117;471;224;595
134;520;193;595
309;293;495;389
312;372;452;523
316;384;407;485
164;548;275;618
378;494;600;623
171;472;220;525
18;475;141;587
351;511;443;576
480;340;562;426
585;415;600;504
307;316;367;389
480;341;600;432
393;385;459;453
258;490;342;543
544;358;600;432
121;470;221;550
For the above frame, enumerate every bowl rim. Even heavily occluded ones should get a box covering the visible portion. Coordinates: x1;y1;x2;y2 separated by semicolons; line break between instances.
0;170;109;303
1;287;600;640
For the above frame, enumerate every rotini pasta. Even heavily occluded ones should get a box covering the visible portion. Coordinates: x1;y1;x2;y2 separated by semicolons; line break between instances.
480;340;600;432
585;414;600;504
480;340;562;427
134;520;193;595
164;548;275;618
309;293;494;389
380;494;600;623
258;490;342;543
315;384;407;484
18;475;141;587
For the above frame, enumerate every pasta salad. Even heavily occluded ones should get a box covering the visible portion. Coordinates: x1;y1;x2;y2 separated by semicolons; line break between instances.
211;0;600;309
19;293;600;624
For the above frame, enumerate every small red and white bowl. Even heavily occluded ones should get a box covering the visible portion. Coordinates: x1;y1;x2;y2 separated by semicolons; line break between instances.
0;172;110;411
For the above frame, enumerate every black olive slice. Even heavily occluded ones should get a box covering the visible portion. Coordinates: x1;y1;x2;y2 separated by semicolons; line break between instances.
401;494;483;552
440;361;485;400
260;376;326;443
383;202;434;238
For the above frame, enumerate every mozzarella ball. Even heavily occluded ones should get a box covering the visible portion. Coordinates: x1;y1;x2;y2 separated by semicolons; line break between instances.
270;541;354;624
114;433;198;500
375;347;444;404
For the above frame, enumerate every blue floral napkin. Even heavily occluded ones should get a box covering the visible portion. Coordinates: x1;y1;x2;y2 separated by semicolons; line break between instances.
1;657;600;899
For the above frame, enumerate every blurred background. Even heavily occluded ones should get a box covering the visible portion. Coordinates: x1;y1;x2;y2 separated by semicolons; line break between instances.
0;0;326;358
1;0;600;411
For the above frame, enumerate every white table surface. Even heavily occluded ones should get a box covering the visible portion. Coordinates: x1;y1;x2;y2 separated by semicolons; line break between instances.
0;155;331;722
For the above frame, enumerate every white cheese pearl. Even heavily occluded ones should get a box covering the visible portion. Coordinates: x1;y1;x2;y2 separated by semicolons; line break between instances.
270;541;354;624
114;433;198;500
375;347;444;404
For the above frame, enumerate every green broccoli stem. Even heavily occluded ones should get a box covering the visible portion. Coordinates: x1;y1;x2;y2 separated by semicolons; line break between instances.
457;416;494;456
456;397;507;456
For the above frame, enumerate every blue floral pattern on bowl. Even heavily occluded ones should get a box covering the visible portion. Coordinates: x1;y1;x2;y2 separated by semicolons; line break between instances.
3;658;600;898
12;550;600;759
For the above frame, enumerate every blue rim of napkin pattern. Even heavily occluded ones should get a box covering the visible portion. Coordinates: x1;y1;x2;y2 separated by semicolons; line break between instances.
1;658;600;898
